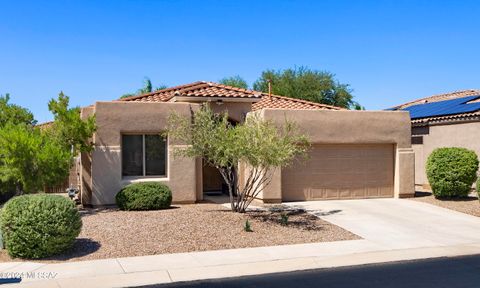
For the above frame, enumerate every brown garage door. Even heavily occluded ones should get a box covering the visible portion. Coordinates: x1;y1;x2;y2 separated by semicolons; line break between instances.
282;144;394;201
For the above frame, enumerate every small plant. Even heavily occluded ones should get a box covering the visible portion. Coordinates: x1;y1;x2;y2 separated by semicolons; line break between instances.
244;220;253;232
280;213;289;226
477;177;480;201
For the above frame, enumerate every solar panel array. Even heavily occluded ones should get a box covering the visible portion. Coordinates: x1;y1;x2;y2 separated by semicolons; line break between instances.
401;95;480;119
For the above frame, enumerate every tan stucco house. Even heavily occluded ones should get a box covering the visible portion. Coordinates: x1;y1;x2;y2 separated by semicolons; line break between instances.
390;89;480;189
79;81;415;206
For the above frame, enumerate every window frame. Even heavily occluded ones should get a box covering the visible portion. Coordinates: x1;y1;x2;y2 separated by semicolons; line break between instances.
121;133;168;178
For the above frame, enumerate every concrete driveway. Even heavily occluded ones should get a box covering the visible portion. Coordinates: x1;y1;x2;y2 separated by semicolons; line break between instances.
284;198;480;250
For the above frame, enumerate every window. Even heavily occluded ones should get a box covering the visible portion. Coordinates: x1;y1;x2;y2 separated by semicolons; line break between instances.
412;126;429;136
122;134;167;177
411;136;423;145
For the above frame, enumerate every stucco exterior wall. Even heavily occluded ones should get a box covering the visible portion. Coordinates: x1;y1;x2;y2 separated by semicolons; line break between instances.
81;103;415;206
255;109;415;202
413;121;480;186
82;101;200;206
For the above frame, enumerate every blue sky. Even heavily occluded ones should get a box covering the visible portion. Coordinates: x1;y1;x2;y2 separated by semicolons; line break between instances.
1;0;479;122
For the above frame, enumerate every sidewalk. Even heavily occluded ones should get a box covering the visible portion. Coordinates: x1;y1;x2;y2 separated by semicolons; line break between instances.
2;240;480;288
3;199;480;287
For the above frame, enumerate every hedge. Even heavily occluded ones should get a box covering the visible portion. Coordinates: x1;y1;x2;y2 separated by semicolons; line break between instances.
0;194;82;259
426;147;479;198
477;177;480;199
116;182;172;211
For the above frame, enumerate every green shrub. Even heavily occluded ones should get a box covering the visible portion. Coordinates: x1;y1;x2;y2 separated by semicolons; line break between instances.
0;194;82;259
477;177;480;199
116;182;172;211
426;147;479;198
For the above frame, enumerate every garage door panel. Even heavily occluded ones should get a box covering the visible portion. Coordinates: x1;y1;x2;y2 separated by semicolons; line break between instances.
323;189;339;199
282;144;394;201
351;188;367;198
338;189;351;198
366;187;380;197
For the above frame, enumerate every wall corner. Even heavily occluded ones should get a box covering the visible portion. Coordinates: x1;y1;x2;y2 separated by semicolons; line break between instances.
394;147;415;198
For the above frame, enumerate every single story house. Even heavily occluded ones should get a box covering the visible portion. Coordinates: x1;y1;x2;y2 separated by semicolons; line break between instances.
79;81;415;206
389;89;480;189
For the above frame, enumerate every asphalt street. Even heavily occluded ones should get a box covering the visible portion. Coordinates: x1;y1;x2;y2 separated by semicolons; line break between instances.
139;254;480;288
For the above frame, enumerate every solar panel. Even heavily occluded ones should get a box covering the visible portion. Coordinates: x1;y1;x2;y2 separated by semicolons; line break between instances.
401;95;480;119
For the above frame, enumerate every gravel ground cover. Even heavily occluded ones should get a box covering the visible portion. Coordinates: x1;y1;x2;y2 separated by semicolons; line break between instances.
0;202;358;263
411;191;480;217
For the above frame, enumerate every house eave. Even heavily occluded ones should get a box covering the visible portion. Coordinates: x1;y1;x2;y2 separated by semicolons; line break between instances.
411;114;480;127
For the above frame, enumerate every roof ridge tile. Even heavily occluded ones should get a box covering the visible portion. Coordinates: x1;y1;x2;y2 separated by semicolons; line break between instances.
117;80;343;111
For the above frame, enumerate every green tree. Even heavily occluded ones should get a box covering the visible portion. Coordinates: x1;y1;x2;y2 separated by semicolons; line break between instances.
47;92;96;154
252;66;357;109
0;92;96;195
219;76;249;89
0;123;71;193
138;77;153;94
120;77;168;99
352;102;365;110
166;106;309;213
0;93;37;200
0;93;36;127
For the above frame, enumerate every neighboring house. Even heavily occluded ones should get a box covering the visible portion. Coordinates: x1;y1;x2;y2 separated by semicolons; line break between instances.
79;81;414;206
389;89;480;189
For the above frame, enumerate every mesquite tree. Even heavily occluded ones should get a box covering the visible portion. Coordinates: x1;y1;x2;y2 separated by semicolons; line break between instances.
0;92;96;195
166;106;309;213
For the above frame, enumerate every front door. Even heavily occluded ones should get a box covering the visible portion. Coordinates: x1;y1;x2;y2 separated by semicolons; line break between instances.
203;161;227;195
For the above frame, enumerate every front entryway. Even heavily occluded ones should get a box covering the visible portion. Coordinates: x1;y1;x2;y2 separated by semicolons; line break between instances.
282;144;394;201
202;161;227;196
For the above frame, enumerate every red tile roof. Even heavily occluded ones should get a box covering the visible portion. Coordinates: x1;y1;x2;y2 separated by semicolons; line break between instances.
36;121;54;130
119;81;343;111
119;81;262;102
252;93;341;111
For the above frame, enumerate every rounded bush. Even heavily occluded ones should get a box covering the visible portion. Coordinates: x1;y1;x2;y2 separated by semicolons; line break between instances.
426;147;479;198
0;194;82;259
116;182;172;211
477;177;480;199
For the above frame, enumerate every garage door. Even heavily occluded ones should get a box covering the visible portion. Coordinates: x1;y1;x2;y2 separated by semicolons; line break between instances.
282;144;394;201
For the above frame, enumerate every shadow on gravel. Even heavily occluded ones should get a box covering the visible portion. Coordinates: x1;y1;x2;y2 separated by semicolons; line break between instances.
247;208;330;231
415;191;478;202
79;206;181;217
43;238;101;261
